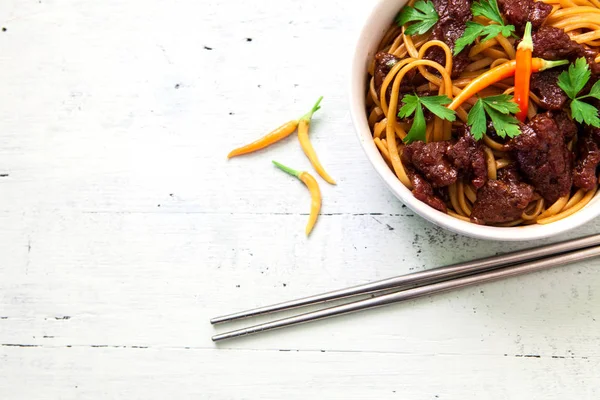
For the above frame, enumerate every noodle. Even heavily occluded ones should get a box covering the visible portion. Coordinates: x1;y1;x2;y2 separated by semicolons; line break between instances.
457;180;472;216
374;137;392;166
483;147;497;180
538;187;598;224
521;198;545;220
465;184;478;203
563;188;586;209
366;2;600;226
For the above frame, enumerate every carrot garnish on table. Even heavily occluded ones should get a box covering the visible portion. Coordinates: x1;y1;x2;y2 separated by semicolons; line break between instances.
272;161;322;236
514;22;533;121
227;97;323;159
296;96;336;185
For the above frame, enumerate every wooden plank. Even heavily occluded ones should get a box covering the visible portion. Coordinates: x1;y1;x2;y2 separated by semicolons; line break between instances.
0;346;598;399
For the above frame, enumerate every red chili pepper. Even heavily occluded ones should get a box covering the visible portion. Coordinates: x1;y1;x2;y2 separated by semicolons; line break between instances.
515;22;533;122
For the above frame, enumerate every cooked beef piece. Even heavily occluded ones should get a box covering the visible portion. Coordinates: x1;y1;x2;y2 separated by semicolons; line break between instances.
430;0;472;47
471;179;535;224
592;127;600;142
402;141;458;187
532;27;600;73
434;186;451;203
447;126;488;188
426;47;472;78
552;110;578;141
573;128;600;190
498;0;552;34
530;69;569;110
509;112;573;203
425;0;473;77
374;52;400;94
409;169;448;212
402;126;488;189
532;27;581;59
452;52;473;77
497;164;521;184
374;52;419;94
373;52;425;102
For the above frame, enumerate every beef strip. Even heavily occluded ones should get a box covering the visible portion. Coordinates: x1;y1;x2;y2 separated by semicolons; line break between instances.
374;52;400;94
497;0;552;34
373;52;419;94
447;126;488;188
552;110;578;142
530;69;569;110
402;125;488;189
470;178;535;224
497;164;521;184
402;141;458;187
425;0;472;77
408;169;448;212
573;127;600;190
509;112;573;204
532;27;600;73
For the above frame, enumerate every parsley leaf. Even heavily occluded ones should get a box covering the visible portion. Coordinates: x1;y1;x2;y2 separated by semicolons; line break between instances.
588;80;600;100
398;95;420;119
482;94;520;114
467;95;521;140
453;0;514;56
454;22;486;56
467;100;487;140
558;57;590;99
419;96;456;121
558;58;600;128
399;94;456;144
396;0;439;36
471;0;504;25
406;104;427;143
454;22;514;55
485;106;521;138
571;99;600;127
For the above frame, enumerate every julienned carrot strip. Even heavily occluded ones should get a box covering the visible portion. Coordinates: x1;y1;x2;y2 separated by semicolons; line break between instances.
448;58;569;111
272;161;322;236
227;97;322;159
297;97;336;185
515;22;533;122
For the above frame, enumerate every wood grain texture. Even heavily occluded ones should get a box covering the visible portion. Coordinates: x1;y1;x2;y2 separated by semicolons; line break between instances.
0;0;599;398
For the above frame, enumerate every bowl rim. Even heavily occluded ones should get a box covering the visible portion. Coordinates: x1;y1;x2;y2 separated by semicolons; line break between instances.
348;0;600;241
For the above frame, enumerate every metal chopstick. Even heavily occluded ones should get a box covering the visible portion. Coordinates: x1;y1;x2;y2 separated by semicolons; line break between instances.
210;234;600;324
212;244;600;342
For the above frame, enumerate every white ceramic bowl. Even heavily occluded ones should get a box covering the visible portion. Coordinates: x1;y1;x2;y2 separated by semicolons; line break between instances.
349;0;600;241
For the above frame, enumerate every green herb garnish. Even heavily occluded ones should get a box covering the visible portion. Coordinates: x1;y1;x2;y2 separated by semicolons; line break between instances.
399;94;457;143
467;94;521;140
396;0;439;36
453;0;515;55
558;57;600;127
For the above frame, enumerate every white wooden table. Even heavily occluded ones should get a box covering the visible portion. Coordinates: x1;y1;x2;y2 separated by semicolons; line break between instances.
1;0;599;398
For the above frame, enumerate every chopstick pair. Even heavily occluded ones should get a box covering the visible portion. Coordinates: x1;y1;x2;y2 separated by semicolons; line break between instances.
211;234;600;342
